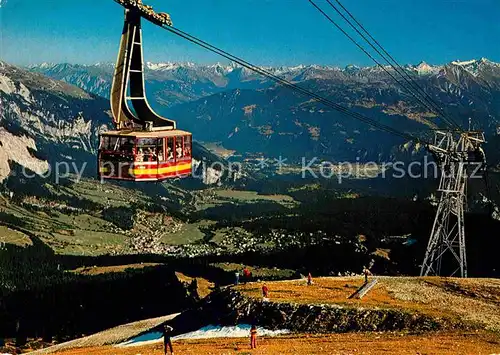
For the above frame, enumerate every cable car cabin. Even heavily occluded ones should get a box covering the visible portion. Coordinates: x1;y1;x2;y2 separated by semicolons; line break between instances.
98;130;192;181
99;5;192;182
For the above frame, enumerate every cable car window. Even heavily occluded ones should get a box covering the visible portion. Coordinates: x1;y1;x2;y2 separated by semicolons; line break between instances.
166;138;175;161
137;138;157;148
99;136;109;150
137;138;157;162
157;138;164;162
109;136;119;151
119;137;135;155
175;137;184;160
183;135;192;157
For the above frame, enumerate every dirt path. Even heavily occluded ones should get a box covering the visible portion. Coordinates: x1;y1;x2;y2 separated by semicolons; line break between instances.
51;331;500;355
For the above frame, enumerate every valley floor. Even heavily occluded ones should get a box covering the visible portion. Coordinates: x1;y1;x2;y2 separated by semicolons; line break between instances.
49;331;500;355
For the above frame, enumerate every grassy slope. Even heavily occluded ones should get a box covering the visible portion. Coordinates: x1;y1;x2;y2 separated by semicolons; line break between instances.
175;272;215;299
236;276;500;332
0;225;33;246
1;177;300;255
211;262;296;280
0;178;206;254
11;276;500;354
69;263;164;276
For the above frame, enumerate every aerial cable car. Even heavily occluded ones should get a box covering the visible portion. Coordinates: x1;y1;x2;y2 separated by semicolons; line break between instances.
98;1;192;181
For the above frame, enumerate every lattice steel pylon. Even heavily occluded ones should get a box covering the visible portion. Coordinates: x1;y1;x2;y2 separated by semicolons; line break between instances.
420;130;486;277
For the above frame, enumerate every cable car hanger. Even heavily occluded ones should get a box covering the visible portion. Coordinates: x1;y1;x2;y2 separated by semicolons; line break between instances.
111;1;175;131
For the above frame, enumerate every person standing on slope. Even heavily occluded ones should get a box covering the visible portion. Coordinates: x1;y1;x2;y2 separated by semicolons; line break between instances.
250;324;258;349
243;267;251;283
162;324;174;355
262;283;269;299
363;266;372;284
307;272;313;286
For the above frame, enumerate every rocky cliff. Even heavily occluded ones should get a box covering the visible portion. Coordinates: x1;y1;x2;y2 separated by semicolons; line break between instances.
0;61;110;182
170;287;456;335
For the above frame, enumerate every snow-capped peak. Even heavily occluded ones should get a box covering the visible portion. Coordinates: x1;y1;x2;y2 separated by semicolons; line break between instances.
414;61;439;74
416;61;429;68
345;64;360;71
146;62;180;71
288;64;306;71
449;58;498;77
478;57;500;67
206;62;242;74
451;59;478;66
92;62;114;68
38;62;54;69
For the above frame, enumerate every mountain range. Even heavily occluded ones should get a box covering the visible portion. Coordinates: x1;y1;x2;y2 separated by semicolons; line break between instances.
2;58;499;180
29;58;500;107
32;59;499;161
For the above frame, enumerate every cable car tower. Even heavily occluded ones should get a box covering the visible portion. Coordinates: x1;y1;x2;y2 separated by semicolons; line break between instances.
420;130;486;277
303;0;492;277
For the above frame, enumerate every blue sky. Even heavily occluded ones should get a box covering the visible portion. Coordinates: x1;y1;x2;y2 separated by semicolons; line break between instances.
1;0;499;67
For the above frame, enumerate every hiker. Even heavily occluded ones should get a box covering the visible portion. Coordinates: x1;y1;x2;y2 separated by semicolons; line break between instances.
307;272;313;286
363;266;372;283
235;271;240;285
250;324;257;349
162;324;174;355
262;283;269;298
243;267;251;283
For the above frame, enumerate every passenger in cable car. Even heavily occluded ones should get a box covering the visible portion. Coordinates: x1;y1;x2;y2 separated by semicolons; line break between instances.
136;148;144;162
176;143;183;158
145;147;155;162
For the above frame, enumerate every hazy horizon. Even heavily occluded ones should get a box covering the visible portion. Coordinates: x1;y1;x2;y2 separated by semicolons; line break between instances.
1;0;499;67
8;57;500;69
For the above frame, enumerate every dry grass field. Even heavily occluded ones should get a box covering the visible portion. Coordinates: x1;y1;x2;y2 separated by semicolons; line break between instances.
48;331;500;355
70;263;163;276
236;276;500;331
175;271;215;299
24;277;500;355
